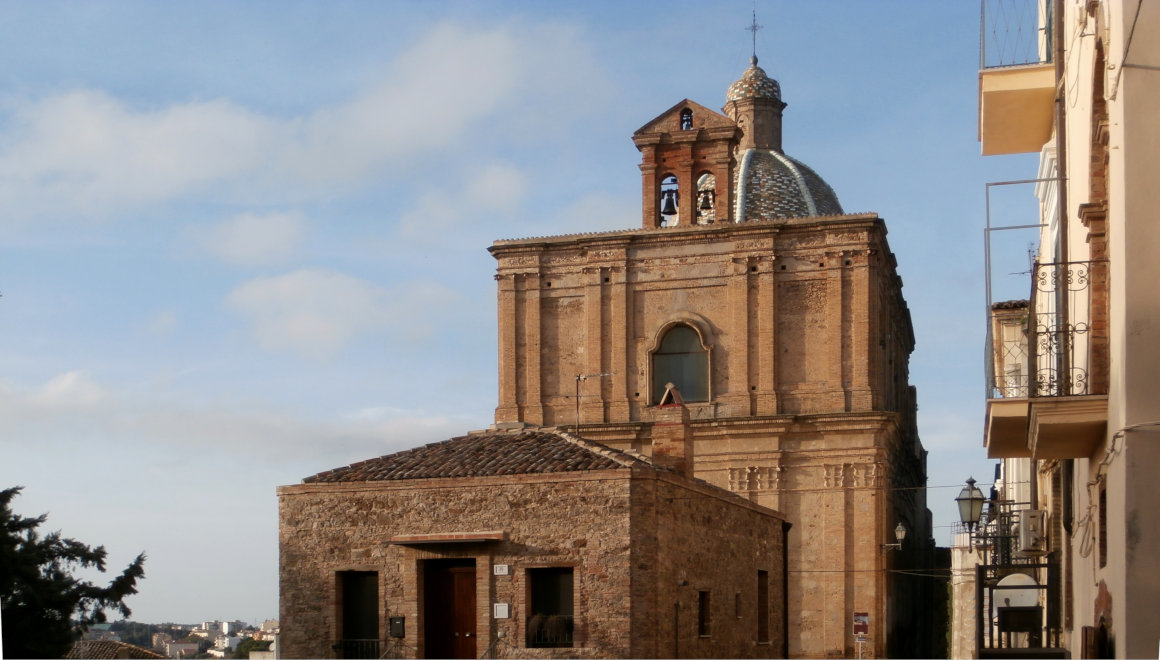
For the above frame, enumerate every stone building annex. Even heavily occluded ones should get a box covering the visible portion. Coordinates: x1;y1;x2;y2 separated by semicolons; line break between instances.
280;57;939;658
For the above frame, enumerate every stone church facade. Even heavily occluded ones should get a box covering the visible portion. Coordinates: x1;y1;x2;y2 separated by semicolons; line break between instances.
490;58;934;658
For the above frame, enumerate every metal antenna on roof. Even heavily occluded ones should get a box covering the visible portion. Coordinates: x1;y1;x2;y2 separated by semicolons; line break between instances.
574;372;615;437
746;4;763;63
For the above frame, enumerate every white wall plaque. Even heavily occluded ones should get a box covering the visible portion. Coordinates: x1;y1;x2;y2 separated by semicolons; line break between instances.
493;564;509;576
493;603;510;619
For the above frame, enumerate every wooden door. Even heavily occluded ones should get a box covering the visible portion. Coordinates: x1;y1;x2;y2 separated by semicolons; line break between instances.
423;560;476;659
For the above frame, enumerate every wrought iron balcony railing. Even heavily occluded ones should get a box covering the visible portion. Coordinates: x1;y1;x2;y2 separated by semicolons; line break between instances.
988;260;1104;399
981;0;1053;69
1027;260;1095;397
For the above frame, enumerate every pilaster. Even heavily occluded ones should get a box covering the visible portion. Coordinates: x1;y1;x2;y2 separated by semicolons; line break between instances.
495;273;519;422
522;272;544;425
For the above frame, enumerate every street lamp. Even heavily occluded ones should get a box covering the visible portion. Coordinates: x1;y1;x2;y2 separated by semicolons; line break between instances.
955;477;986;552
881;522;907;551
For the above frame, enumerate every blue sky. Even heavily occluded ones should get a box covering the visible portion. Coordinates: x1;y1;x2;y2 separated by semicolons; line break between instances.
1;1;1038;625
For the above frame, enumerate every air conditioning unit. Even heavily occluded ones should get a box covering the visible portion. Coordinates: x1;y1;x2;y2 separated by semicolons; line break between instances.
1016;509;1048;555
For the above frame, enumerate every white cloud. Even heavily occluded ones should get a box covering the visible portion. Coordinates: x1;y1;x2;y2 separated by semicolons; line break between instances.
0;91;274;219
26;370;107;409
0;21;604;224
397;162;527;238
198;211;306;266
550;191;639;233
0;371;473;466
225;268;459;358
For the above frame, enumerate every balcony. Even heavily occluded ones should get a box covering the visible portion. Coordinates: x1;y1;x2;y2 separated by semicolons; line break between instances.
955;495;1066;658
984;261;1107;459
978;0;1055;155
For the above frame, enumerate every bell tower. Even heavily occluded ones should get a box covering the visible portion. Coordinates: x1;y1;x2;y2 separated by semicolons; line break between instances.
631;100;738;228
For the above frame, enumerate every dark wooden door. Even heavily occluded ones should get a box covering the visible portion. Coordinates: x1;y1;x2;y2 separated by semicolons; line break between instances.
423;560;476;659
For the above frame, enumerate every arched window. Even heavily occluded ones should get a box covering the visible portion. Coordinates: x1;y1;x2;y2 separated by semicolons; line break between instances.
680;108;693;130
652;324;708;403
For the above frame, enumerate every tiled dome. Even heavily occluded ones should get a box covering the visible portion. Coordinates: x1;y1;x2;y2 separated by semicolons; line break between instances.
733;149;843;221
726;56;782;102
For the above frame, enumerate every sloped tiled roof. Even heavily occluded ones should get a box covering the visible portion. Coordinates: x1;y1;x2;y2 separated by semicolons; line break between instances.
66;640;167;659
303;429;656;483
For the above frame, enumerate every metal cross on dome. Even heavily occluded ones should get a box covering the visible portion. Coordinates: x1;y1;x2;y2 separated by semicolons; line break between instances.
746;8;763;60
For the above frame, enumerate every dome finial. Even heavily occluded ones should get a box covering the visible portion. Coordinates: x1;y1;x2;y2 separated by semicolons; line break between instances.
746;6;763;62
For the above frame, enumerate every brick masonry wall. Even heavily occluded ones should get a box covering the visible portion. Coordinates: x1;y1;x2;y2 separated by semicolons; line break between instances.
631;472;788;658
490;213;909;427
490;214;925;657
279;468;787;659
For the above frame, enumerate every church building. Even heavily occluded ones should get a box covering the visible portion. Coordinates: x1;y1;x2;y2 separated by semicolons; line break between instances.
279;57;939;659
489;56;935;658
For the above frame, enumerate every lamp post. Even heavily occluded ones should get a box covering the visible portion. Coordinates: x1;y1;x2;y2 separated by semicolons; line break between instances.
955;477;986;553
881;522;907;551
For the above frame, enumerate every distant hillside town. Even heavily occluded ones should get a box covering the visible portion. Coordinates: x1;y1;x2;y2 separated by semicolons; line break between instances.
72;619;279;659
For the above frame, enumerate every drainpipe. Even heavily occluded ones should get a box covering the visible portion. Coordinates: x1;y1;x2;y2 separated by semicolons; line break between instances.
1053;0;1071;398
782;520;791;659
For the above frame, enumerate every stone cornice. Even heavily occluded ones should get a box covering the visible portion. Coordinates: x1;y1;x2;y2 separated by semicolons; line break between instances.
489;212;885;256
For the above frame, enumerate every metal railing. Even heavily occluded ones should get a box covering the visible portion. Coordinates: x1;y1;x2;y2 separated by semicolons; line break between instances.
958;497;1065;657
981;0;1053;69
1027;260;1095;397
975;560;1064;656
987;261;1104;399
525;614;574;648
333;638;380;659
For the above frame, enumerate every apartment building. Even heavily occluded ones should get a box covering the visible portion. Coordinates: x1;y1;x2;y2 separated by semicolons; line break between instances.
959;1;1160;657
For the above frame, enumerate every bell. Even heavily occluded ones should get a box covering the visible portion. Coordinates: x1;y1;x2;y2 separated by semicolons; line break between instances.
660;192;678;216
699;191;714;210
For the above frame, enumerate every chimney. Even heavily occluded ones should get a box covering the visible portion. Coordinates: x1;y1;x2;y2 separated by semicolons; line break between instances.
651;383;695;477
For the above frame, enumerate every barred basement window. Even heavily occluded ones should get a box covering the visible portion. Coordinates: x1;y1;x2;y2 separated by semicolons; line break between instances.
526;567;574;648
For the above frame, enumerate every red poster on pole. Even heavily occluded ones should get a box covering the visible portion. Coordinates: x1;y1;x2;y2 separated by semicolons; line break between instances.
853;611;870;636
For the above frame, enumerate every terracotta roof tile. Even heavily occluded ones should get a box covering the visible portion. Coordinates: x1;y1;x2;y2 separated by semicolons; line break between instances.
67;640;167;659
303;428;658;483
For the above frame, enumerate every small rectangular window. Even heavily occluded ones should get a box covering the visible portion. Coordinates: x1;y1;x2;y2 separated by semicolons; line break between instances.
526;567;574;648
697;590;711;637
757;570;770;643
